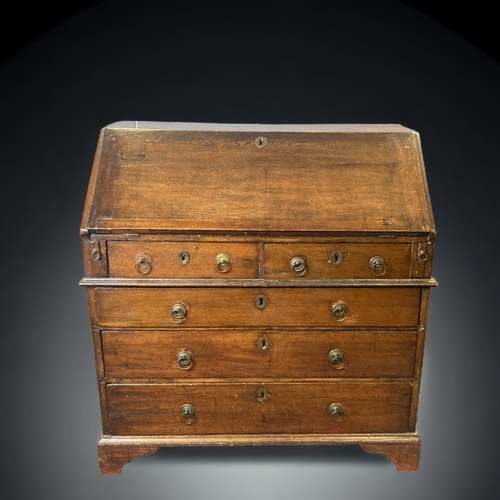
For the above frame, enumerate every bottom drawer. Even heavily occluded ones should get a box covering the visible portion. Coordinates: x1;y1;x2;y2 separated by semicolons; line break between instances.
107;382;413;435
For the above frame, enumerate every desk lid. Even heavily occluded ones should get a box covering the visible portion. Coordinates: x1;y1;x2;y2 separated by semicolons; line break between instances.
81;122;435;235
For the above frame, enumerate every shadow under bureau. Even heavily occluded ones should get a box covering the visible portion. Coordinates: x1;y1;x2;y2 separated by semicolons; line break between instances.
80;122;436;474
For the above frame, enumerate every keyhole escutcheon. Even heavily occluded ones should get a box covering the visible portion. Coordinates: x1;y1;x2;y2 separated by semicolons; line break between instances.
257;388;268;402
255;136;267;148
254;294;268;310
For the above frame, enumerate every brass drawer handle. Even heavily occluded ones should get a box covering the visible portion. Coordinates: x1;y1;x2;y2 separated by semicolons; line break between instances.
369;255;386;276
328;348;344;368
170;303;187;323
216;253;231;273
328;403;343;422
180;404;195;424
135;256;152;275
176;350;193;370
290;256;307;276
331;302;347;321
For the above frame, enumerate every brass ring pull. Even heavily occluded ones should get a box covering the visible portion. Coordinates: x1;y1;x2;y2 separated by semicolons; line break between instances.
176;350;193;370
369;255;386;276
135;256;152;275
328;348;344;368
332;302;347;322
290;256;307;276
180;404;195;424
418;251;428;262
216;253;231;273
170;303;187;323
328;403;343;422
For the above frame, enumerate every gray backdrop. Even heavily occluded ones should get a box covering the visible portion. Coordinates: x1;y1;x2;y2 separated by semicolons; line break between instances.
1;1;498;499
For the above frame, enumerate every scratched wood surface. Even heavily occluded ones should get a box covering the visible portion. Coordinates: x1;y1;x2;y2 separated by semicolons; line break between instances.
106;381;413;435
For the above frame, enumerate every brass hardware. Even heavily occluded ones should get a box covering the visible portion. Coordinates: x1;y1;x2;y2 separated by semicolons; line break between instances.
257;336;271;352
255;136;267;148
369;255;386;276
170;303;187;323
256;388;268;402
90;240;101;261
180;404;195;424
216;253;231;273
177;251;191;266
328;349;344;368
330;249;343;266
327;403;343;422
135;255;152;275
176;350;193;370
332;302;347;322
254;294;268;310
418;251;428;262
290;256;307;276
91;248;101;261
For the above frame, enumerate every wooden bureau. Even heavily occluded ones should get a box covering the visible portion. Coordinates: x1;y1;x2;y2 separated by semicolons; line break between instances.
80;122;436;474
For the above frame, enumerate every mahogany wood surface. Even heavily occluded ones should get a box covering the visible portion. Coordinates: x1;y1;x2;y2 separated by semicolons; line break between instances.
92;287;421;328
106;382;412;435
108;242;258;279
101;330;417;380
263;242;411;279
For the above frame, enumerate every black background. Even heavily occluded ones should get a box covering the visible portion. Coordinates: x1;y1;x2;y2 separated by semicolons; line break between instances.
1;2;499;499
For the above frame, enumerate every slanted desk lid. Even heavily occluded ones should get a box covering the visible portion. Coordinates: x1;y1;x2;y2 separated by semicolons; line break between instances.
81;122;435;235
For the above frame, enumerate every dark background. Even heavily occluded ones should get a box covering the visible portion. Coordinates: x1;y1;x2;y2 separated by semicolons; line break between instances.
1;1;499;499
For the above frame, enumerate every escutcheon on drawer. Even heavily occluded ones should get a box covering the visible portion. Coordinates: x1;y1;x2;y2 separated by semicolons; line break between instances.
102;330;417;379
108;242;259;279
106;382;413;435
264;243;411;279
92;287;422;328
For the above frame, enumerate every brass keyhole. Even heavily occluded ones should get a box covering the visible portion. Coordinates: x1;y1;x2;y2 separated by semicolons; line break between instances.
330;249;343;266
177;251;191;266
254;294;268;310
255;136;268;148
257;388;268;402
257;336;271;352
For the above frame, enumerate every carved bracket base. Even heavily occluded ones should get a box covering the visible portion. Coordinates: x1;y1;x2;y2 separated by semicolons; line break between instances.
98;443;159;475
361;442;420;472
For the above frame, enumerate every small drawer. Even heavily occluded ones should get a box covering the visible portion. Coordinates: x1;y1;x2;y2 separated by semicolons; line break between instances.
107;382;413;435
108;242;258;279
263;243;411;279
93;287;421;328
102;330;417;380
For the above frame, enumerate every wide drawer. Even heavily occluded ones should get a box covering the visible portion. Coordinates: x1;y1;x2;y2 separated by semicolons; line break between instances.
107;382;413;435
93;287;421;328
102;330;417;379
264;243;411;279
108;242;258;279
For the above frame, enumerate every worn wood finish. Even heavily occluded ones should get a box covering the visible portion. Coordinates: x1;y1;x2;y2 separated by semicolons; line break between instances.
93;287;421;328
107;382;412;436
102;330;417;380
98;432;420;474
81;122;436;473
108;242;258;279
263;243;411;279
361;442;420;472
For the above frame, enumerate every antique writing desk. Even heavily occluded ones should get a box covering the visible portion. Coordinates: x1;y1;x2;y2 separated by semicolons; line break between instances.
80;122;436;474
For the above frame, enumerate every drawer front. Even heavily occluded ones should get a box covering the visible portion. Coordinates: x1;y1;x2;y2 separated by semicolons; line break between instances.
107;382;413;435
264;243;411;279
102;330;417;379
93;287;421;328
108;242;259;279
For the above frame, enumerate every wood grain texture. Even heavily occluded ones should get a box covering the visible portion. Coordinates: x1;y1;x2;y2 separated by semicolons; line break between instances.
98;442;158;474
263;243;411;279
92;287;421;328
362;442;420;472
106;382;412;435
108;242;258;279
102;330;417;380
81;124;434;234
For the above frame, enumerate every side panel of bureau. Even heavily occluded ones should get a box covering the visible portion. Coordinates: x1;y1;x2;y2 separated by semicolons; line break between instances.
106;382;413;435
92;287;421;328
102;330;418;379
